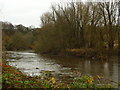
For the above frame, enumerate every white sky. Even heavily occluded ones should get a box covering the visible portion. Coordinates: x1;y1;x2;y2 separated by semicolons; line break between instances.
0;0;115;28
0;0;72;28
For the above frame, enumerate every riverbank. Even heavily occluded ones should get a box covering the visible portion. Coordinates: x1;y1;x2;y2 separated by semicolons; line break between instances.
2;58;119;89
40;48;119;60
5;47;119;60
67;48;119;59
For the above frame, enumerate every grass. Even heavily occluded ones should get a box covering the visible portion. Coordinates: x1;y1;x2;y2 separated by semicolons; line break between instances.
1;59;119;89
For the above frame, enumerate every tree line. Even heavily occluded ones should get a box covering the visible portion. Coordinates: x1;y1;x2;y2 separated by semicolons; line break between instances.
2;22;37;51
2;2;120;54
34;2;119;53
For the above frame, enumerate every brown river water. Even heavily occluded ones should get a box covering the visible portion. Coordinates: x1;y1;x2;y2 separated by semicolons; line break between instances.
6;51;119;84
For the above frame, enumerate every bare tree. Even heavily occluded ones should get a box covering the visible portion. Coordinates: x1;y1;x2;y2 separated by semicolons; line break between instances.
98;2;118;49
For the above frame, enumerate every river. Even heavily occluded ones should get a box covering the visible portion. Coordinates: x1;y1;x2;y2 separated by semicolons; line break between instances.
6;51;119;83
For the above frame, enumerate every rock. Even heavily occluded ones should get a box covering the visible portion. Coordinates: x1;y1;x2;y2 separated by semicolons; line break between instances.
36;67;39;69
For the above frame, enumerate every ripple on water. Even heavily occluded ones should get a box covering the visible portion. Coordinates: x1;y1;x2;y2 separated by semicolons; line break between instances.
7;51;119;83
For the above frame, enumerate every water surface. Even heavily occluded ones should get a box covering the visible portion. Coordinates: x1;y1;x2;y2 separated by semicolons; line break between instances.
6;51;119;83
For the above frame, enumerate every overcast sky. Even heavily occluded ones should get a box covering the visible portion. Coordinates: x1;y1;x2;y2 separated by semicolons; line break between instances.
0;0;72;28
0;0;114;28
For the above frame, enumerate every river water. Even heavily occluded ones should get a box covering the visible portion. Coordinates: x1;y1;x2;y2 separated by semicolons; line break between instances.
6;51;119;83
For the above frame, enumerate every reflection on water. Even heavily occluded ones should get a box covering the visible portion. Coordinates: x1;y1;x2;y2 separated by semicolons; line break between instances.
6;51;118;82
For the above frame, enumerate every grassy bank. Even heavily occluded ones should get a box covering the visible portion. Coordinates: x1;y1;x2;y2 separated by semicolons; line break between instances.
67;48;119;59
2;59;119;89
40;48;119;60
